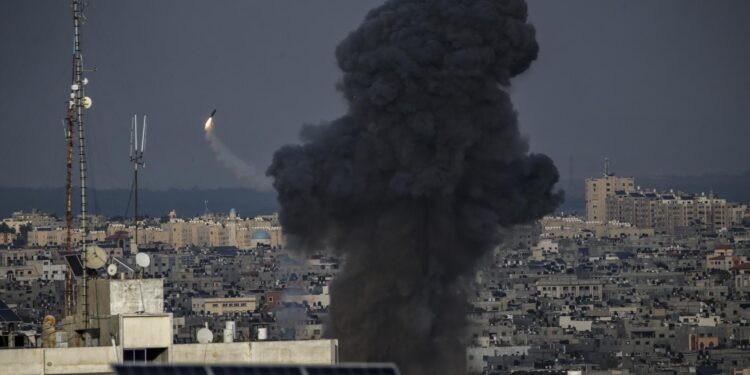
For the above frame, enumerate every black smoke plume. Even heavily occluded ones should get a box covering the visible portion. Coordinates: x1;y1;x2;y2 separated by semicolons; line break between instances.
268;0;563;373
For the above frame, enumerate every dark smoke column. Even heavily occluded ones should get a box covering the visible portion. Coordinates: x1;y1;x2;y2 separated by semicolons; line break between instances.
268;0;562;373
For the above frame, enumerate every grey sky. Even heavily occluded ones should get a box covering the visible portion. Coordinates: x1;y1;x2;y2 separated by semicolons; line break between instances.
1;1;748;190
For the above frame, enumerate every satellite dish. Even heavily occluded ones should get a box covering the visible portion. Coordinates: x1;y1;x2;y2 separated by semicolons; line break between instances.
85;245;108;269
197;328;213;344
82;96;93;109
107;264;118;277
135;252;150;268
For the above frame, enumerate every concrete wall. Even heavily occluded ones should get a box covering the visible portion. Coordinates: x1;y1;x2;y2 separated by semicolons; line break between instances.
121;314;172;349
559;316;593;332
172;340;338;365
249;340;337;365
0;346;116;375
0;347;44;375
110;279;164;315
44;346;118;374
172;342;252;364
0;339;337;374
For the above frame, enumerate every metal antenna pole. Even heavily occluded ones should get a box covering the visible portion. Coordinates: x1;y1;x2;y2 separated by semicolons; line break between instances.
65;99;75;317
72;0;90;329
130;115;146;254
604;157;610;177
130;116;136;252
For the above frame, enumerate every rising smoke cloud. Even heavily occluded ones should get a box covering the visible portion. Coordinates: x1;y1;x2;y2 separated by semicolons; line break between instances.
205;126;271;191
268;0;563;373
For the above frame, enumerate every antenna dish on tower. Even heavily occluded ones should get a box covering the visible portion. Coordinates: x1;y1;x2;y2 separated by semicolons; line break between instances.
197;327;213;344
135;252;151;268
107;264;118;277
85;245;108;269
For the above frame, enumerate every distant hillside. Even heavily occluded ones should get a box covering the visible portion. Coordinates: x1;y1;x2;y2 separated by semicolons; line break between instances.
0;187;278;218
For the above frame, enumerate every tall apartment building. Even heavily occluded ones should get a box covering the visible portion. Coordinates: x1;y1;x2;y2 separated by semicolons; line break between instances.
607;190;749;234
585;159;635;221
584;160;750;233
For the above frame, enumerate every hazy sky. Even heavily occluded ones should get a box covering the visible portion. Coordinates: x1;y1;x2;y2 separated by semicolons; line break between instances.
1;1;748;190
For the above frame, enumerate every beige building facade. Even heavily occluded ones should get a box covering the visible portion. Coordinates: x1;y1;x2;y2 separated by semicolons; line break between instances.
28;228;106;247
536;277;604;300
541;216;654;239
606;191;749;234
585;172;635;222
104;212;285;250
156;212;285;250
192;296;258;315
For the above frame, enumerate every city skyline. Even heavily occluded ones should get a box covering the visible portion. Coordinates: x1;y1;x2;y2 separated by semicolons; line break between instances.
1;1;750;374
1;0;749;190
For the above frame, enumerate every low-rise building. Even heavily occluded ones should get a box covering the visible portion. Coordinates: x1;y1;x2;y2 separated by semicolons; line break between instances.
536;277;604;300
192;296;258;315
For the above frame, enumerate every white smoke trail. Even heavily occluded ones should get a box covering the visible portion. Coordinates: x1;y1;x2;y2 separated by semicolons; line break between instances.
205;126;272;192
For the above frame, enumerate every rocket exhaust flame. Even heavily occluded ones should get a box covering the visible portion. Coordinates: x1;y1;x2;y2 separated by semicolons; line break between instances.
268;0;562;373
203;115;270;191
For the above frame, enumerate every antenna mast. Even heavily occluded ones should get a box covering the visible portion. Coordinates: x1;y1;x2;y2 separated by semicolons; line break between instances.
130;115;147;254
64;93;74;317
71;0;92;329
604;157;611;177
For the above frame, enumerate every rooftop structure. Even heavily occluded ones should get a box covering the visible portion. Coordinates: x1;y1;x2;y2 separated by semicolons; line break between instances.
0;275;338;374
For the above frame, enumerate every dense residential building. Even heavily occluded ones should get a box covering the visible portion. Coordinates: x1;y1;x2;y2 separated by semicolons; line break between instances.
541;216;655;239
585;161;636;222
0;208;335;373
27;228;106;247
585;169;750;235
3;189;750;375
535;277;604;300
607;190;750;234
191;296;258;315
2;210;60;231
148;210;284;250
0;232;15;245
27;209;285;251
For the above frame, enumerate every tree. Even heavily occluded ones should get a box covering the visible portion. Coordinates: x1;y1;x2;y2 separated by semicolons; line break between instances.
0;222;14;234
712;269;731;283
13;224;32;246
